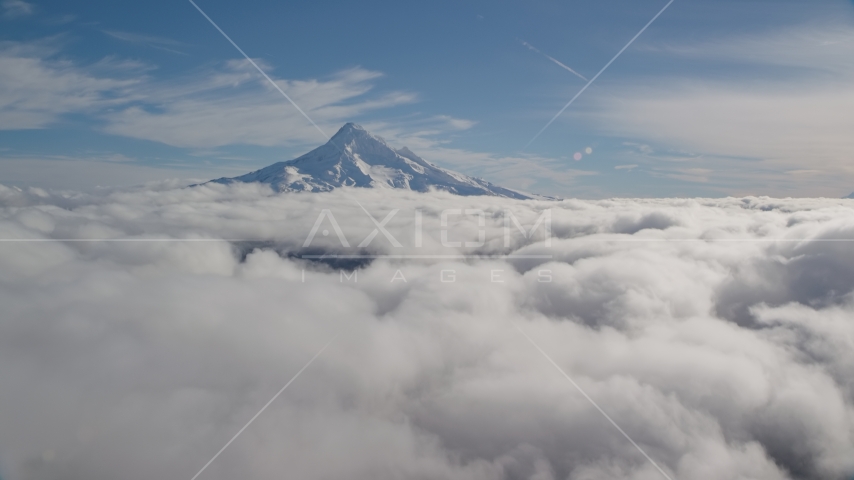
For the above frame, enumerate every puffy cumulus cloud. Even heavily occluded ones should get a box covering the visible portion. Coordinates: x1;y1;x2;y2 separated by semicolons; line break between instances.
1;183;854;480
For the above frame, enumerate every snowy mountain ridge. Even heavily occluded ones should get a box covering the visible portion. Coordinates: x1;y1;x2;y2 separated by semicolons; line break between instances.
206;123;534;199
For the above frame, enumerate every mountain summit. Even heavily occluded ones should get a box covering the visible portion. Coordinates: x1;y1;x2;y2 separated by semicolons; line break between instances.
206;123;532;199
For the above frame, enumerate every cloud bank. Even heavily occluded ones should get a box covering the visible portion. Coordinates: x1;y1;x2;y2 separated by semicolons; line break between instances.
1;184;854;479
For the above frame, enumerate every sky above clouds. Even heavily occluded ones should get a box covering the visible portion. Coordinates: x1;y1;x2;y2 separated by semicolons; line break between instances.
1;0;853;197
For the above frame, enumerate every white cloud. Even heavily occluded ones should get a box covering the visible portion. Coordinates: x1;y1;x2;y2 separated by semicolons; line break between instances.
2;0;33;18
588;25;854;197
0;39;417;149
362;120;595;196
102;63;417;149
0;40;143;129
593;83;854;191
0;38;573;194
1;185;854;479
644;25;854;75
419;146;594;195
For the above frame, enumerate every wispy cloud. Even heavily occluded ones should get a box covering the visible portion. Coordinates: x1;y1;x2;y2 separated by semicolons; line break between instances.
0;38;418;147
433;115;477;131
2;0;33;18
364;120;596;195
525;0;676;149
418;147;596;195
0;37;581;194
0;40;144;129
642;25;854;75
102;62;417;148
588;24;854;196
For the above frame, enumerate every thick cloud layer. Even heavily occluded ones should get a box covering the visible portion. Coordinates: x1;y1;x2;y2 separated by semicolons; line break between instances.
1;183;854;480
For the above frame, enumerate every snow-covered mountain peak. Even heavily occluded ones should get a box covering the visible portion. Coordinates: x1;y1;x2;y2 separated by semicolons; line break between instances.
330;122;372;143
205;123;534;199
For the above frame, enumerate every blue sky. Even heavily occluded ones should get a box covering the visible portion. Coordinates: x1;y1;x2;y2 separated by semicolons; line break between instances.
1;0;853;197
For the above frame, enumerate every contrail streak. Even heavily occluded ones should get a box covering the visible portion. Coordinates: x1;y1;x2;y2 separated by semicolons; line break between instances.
525;0;676;149
188;0;330;141
520;39;588;81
